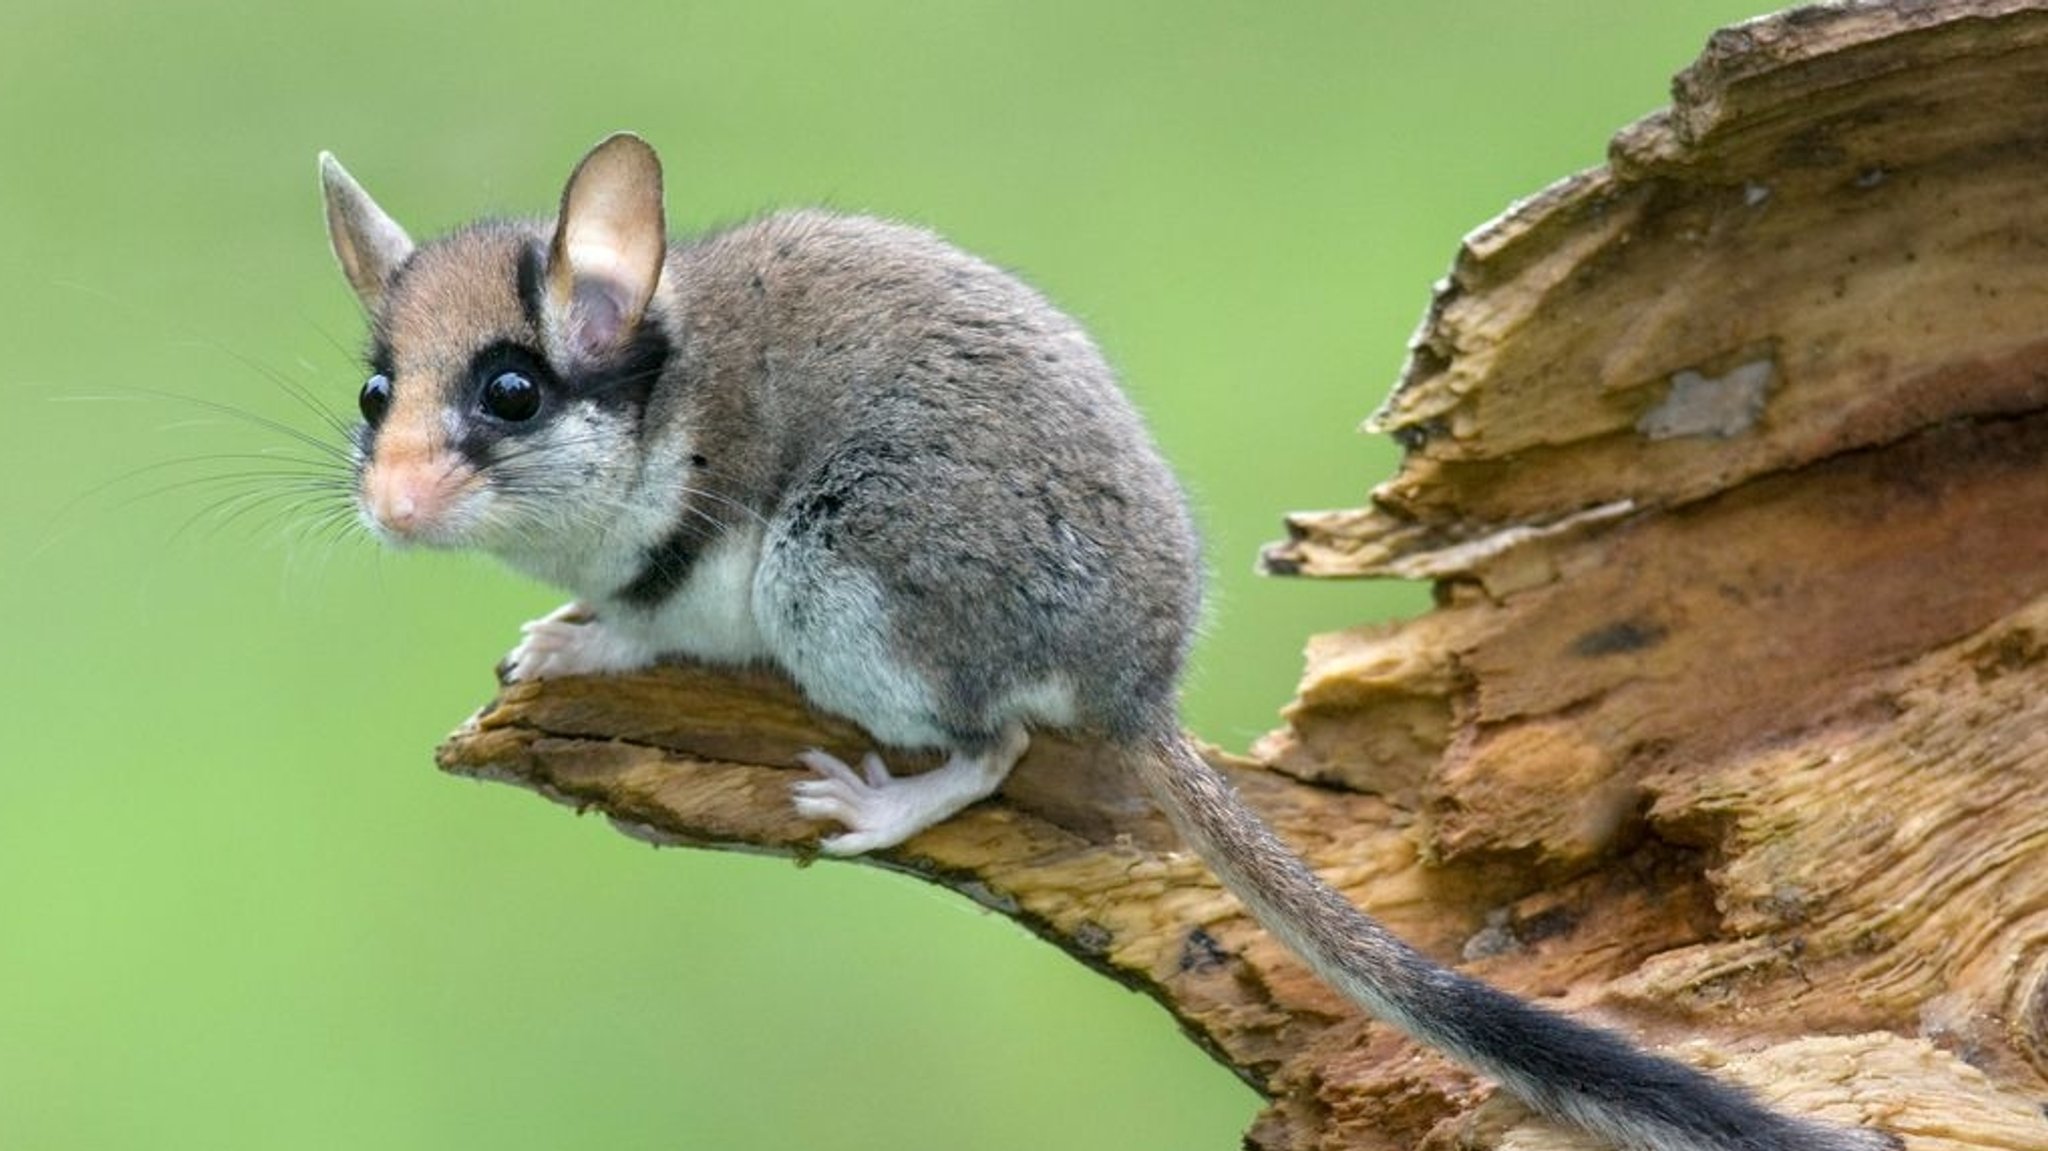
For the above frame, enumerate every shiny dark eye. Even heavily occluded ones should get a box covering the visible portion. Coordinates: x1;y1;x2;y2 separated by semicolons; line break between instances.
481;371;541;422
358;373;393;426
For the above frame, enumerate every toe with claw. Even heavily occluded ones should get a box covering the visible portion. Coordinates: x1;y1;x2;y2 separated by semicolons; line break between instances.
499;602;651;683
792;749;909;855
791;736;1023;857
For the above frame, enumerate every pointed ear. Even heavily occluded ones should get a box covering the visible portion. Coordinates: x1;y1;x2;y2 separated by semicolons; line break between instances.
319;152;415;312
546;133;667;365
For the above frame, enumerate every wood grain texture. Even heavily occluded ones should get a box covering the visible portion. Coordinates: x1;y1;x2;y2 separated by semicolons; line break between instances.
439;3;2048;1146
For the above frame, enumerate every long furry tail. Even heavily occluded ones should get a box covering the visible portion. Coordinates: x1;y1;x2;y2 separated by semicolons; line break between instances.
1130;734;1895;1151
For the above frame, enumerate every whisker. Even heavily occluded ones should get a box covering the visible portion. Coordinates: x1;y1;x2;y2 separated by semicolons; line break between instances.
106;470;352;512
237;353;357;443
680;484;771;527
212;488;359;543
171;485;338;545
290;503;365;551
75;450;346;500
66;383;359;466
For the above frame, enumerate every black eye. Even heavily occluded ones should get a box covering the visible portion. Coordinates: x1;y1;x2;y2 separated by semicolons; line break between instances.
481;371;541;422
359;373;392;426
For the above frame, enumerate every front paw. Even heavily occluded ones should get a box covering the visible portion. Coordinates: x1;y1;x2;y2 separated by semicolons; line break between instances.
499;602;651;683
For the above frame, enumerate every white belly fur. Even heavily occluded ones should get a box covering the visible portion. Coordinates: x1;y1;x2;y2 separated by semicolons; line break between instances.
616;525;772;665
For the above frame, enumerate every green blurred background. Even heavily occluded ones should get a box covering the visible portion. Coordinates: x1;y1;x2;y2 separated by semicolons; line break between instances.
0;3;1772;1148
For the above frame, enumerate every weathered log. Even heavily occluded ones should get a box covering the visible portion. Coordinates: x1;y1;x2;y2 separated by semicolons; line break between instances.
439;3;2048;1146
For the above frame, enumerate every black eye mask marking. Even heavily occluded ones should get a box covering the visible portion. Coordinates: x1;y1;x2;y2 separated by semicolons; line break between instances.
579;322;673;416
451;342;562;470
465;343;559;422
515;241;547;333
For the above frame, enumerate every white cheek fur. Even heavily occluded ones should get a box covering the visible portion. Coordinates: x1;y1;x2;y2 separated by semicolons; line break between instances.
479;401;710;599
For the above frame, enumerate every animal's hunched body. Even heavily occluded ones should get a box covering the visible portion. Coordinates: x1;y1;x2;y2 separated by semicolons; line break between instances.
321;133;1893;1151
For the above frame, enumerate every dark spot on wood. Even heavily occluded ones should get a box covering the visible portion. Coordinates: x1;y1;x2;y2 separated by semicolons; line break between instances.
1179;927;1231;973
1516;905;1578;944
1071;921;1112;956
1571;619;1669;657
1972;626;2041;683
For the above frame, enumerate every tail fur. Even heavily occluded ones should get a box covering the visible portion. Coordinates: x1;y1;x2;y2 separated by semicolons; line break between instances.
1131;734;1895;1151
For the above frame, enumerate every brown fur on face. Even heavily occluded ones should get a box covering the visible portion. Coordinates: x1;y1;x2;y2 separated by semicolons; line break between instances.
357;225;542;545
325;142;678;562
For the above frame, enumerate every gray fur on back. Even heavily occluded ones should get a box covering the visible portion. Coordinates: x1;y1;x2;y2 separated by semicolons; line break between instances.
653;210;1201;749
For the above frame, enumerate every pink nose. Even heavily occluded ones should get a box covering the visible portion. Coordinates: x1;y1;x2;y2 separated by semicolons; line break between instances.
364;457;464;540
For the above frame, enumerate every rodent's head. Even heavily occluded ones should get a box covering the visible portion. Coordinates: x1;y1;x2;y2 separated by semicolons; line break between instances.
320;134;672;556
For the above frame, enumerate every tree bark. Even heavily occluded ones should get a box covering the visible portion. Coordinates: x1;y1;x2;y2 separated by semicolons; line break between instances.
438;3;2048;1147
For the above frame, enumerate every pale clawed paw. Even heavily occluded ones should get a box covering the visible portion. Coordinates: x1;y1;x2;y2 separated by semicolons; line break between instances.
499;602;652;682
791;740;1020;856
791;749;923;855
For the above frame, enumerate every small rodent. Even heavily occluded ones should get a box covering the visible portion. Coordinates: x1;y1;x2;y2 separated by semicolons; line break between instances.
319;133;1894;1151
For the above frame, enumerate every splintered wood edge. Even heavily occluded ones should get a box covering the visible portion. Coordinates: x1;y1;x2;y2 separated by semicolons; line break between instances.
1262;0;2048;579
433;663;1418;1093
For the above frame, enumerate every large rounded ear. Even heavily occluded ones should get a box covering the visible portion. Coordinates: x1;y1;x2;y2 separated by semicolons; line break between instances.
319;152;415;312
546;133;667;367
